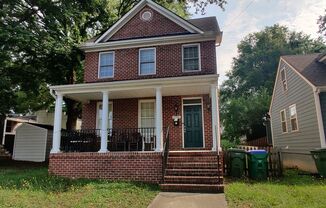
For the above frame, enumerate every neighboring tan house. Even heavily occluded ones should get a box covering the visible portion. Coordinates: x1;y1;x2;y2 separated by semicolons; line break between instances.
48;0;224;193
270;53;326;172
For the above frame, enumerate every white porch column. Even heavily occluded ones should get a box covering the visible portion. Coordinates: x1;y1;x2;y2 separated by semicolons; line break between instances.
99;91;109;153
51;93;63;153
211;84;220;152
155;87;163;152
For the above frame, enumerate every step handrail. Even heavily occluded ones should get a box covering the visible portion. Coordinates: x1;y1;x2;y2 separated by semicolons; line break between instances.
162;126;170;182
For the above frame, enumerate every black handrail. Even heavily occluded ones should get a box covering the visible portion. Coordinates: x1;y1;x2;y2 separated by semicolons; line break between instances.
162;126;170;182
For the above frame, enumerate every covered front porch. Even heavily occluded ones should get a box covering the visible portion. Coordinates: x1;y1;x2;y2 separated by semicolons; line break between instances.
49;75;221;153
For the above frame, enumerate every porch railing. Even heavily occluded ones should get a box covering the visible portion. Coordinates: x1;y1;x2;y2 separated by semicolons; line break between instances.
60;128;156;152
162;126;170;182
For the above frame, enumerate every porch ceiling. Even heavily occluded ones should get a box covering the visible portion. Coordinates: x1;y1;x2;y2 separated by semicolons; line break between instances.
50;74;218;102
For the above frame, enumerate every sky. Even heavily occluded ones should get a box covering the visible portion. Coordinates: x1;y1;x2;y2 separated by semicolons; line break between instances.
189;0;326;83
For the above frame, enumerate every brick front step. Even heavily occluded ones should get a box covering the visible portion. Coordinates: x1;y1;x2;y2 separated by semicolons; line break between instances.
160;183;224;193
168;156;218;163
167;162;220;169
168;151;219;157
165;168;222;176
164;176;222;184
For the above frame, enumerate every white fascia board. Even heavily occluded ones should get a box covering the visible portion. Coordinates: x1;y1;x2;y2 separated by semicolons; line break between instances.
50;74;219;94
81;33;216;52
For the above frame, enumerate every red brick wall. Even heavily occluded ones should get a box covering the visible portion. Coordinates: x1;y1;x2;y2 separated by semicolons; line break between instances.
83;41;216;83
81;95;213;150
49;152;162;183
109;6;189;41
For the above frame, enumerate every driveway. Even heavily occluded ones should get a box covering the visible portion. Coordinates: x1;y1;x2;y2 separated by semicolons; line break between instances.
148;192;227;208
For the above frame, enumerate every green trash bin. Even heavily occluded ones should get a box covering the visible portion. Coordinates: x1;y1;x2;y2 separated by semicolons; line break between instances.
247;150;268;180
311;148;326;177
227;149;246;177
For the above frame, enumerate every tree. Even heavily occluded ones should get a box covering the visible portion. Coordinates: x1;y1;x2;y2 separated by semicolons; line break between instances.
318;10;326;37
221;24;326;141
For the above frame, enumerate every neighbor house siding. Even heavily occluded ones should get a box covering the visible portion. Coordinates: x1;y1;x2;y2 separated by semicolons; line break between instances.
271;60;321;154
320;92;326;139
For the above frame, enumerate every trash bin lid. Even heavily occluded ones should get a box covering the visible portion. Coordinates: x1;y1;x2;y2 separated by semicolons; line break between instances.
248;150;267;154
311;148;326;153
228;148;246;153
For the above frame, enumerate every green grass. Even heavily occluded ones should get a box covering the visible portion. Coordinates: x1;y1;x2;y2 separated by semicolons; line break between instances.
225;169;326;208
0;163;159;208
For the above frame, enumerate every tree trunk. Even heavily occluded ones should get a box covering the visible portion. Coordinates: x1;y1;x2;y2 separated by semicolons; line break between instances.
64;98;79;130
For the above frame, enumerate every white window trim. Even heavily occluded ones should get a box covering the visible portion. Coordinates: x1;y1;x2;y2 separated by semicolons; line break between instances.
280;109;288;134
138;99;156;128
96;101;113;129
138;48;156;76
280;67;288;92
181;97;205;149
289;104;299;132
182;43;201;72
98;51;115;79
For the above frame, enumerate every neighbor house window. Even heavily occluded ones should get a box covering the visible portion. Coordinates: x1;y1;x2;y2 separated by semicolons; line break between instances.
280;109;287;133
96;102;113;129
139;48;156;75
289;104;299;131
99;52;114;78
183;44;200;72
280;67;287;91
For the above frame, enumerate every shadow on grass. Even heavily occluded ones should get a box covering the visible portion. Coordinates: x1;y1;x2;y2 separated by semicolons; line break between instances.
0;160;159;193
225;169;326;187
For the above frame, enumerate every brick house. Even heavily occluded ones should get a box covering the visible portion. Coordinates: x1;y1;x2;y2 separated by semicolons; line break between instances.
49;0;223;192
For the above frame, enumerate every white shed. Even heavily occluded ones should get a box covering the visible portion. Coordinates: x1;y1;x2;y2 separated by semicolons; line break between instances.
13;123;53;162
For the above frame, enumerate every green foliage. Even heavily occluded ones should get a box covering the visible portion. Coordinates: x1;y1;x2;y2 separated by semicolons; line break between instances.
318;10;326;37
221;139;238;150
221;25;326;141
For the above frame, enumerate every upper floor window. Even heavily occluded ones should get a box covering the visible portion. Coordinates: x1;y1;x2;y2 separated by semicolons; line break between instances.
139;48;156;75
289;104;299;132
99;52;114;78
280;109;287;133
280;67;287;91
183;44;201;72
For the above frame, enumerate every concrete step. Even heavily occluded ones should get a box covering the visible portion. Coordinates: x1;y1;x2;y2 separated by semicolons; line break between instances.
168;151;219;157
164;176;222;184
160;183;224;193
165;168;222;176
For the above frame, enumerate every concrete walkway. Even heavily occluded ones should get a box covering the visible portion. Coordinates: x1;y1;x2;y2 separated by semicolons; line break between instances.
148;192;228;208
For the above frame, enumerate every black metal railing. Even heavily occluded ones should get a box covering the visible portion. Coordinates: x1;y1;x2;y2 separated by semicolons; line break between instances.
61;129;101;152
60;128;156;152
162;126;170;182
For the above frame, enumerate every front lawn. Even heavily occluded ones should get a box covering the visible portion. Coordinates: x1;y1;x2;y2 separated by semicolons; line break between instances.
225;169;326;208
0;162;159;208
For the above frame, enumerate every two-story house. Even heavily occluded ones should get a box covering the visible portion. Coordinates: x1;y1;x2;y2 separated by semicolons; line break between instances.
49;0;223;192
270;54;326;172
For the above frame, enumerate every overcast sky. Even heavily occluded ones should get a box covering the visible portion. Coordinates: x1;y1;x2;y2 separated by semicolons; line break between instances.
189;0;326;83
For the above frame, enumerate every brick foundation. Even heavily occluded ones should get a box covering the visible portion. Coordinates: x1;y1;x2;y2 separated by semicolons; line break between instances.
49;152;162;183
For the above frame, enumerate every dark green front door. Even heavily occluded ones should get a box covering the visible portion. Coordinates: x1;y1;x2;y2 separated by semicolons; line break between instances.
184;105;203;148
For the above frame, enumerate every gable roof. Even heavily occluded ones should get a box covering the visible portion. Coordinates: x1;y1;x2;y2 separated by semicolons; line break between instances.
95;0;204;44
282;53;326;87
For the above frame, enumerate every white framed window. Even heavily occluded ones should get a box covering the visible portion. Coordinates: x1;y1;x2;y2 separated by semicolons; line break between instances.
138;100;155;128
280;109;287;133
139;48;156;75
182;43;201;72
96;102;113;129
98;52;114;78
289;104;299;132
280;67;287;91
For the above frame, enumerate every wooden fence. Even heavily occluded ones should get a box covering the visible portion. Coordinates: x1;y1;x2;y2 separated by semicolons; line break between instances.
223;145;283;178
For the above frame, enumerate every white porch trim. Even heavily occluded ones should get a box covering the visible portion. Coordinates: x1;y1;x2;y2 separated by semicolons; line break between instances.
155;87;163;152
99;91;109;153
51;93;63;153
210;84;218;152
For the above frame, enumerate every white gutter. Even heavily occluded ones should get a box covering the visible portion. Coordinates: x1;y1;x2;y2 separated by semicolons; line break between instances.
314;87;326;148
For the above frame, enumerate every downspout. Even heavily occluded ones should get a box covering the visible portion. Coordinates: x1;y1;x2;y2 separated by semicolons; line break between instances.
314;87;326;148
2;118;7;145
